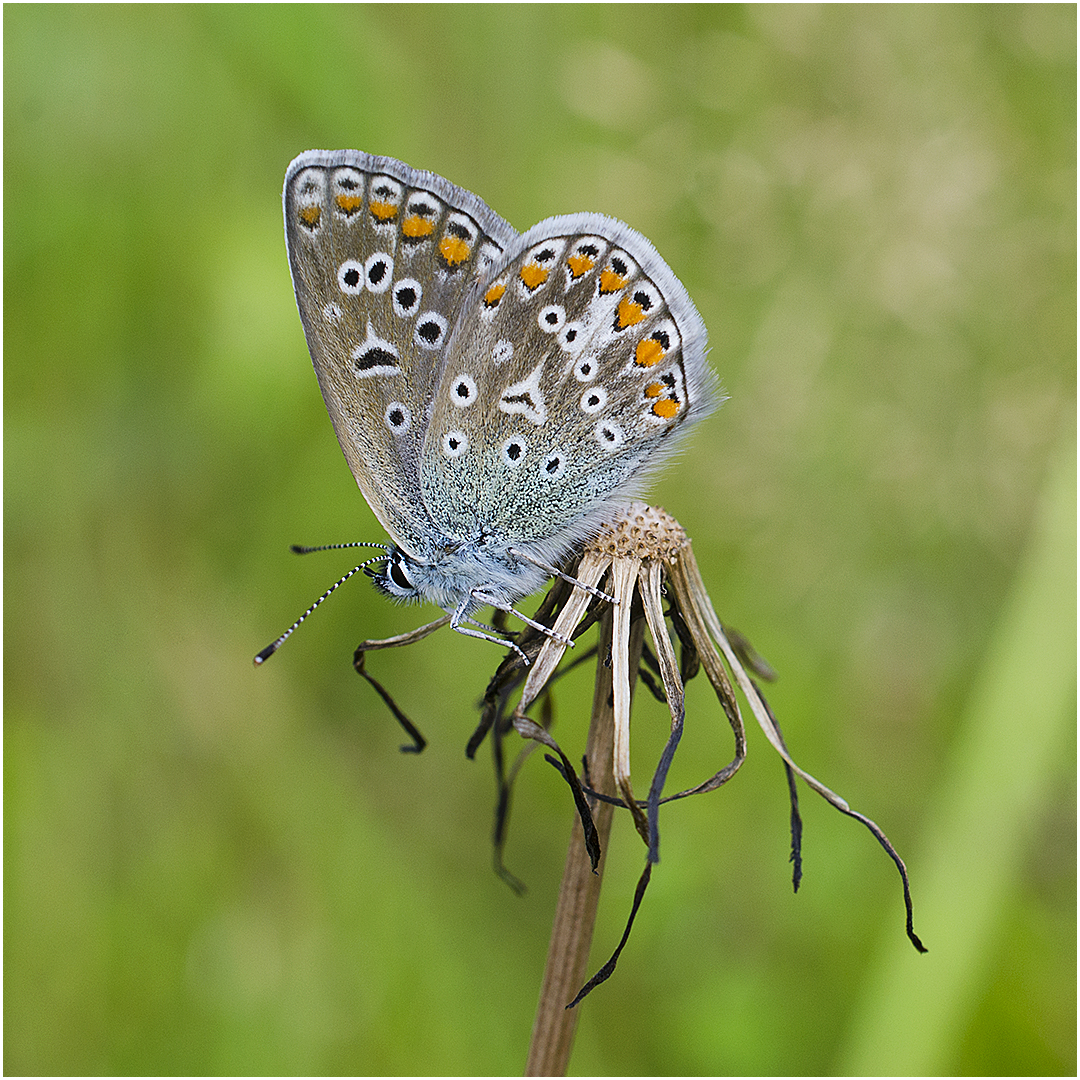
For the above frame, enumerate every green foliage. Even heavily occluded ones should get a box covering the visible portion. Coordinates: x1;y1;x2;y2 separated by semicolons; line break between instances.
6;6;1074;1074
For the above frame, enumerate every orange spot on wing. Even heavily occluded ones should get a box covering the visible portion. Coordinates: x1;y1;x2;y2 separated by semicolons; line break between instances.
403;215;435;238
635;338;665;367
567;253;595;278
299;205;321;227
616;297;645;329
599;269;627;294
439;235;470;266
370;200;397;221
484;283;507;307
652;398;680;419
644;382;664;398
335;194;363;214
519;262;549;290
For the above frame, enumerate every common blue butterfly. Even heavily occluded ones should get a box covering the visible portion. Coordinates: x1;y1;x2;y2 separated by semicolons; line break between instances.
261;150;719;661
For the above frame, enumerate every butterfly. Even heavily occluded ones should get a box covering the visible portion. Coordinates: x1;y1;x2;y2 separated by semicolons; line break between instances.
259;149;718;662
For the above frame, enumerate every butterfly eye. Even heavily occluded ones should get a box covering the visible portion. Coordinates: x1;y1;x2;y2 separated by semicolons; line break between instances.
389;556;412;591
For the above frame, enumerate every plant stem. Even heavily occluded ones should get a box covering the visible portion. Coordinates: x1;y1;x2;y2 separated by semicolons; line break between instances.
525;607;645;1076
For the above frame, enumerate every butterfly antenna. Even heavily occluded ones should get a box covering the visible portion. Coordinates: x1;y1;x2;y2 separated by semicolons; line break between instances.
290;541;391;556
254;543;390;665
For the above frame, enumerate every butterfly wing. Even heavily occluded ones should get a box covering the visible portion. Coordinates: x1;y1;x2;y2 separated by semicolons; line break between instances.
283;150;518;557
419;213;720;567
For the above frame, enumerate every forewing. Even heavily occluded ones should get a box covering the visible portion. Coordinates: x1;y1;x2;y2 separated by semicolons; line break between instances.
283;150;517;555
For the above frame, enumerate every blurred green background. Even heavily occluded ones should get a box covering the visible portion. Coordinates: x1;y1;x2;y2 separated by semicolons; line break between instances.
6;6;1075;1075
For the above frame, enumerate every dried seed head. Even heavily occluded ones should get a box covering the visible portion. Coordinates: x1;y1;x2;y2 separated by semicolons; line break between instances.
585;500;688;562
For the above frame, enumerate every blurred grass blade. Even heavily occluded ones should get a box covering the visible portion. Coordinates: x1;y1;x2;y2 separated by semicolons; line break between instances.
841;417;1077;1075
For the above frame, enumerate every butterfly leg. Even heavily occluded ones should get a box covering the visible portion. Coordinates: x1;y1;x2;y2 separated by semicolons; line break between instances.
449;607;530;661
507;547;617;605
468;588;574;647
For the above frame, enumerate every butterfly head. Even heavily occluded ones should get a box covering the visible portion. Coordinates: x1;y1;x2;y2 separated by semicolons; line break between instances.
366;545;426;603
